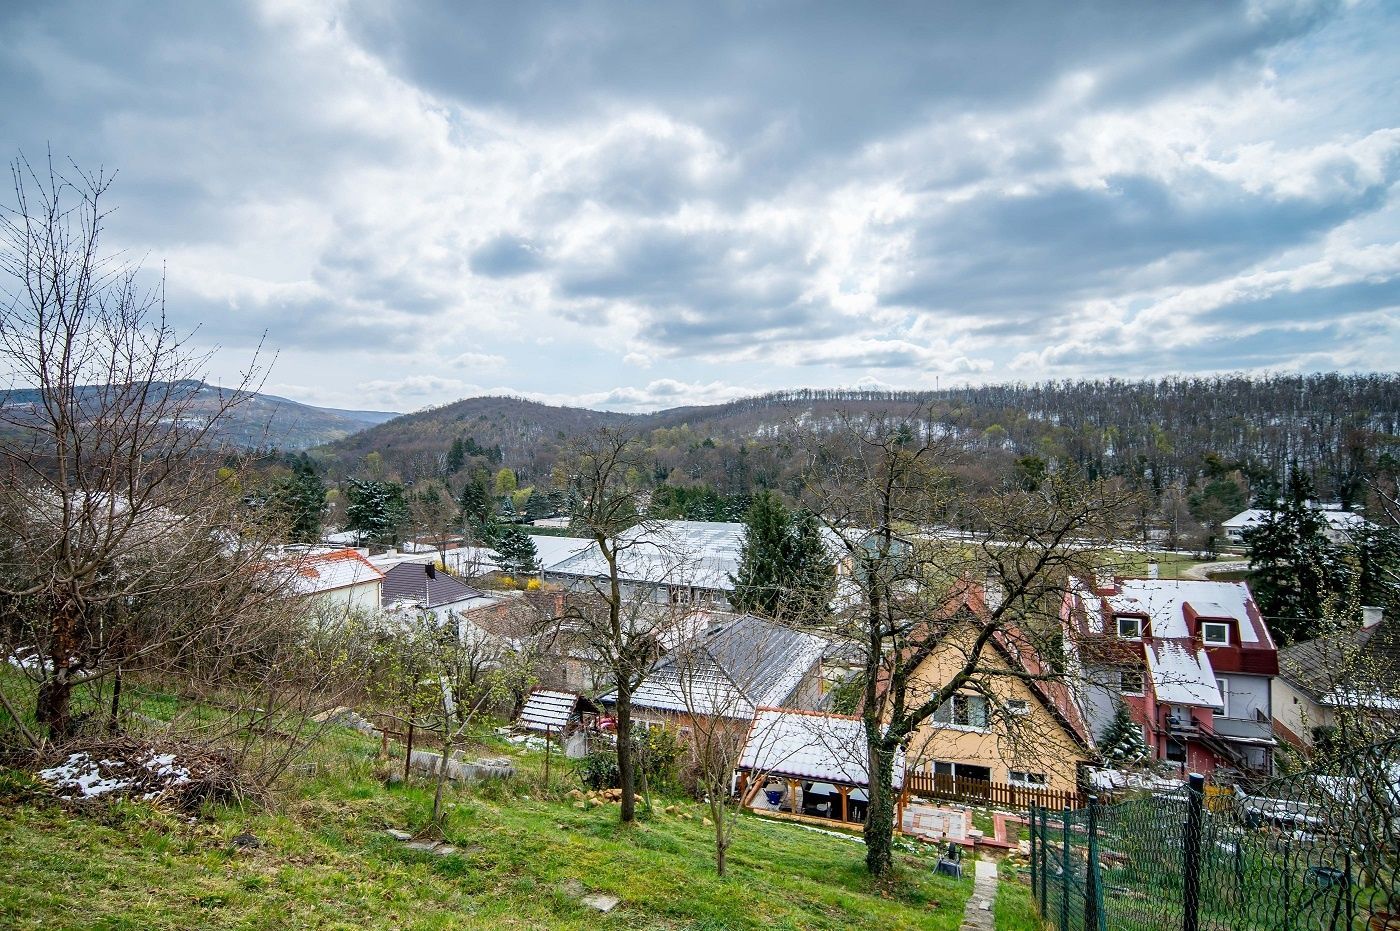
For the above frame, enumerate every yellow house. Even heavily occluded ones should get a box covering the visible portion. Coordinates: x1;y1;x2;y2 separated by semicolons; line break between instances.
900;605;1093;797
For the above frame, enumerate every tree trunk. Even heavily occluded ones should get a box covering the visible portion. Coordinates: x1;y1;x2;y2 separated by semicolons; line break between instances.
432;728;451;829
863;739;898;877
616;688;636;823
710;795;728;877
36;602;79;739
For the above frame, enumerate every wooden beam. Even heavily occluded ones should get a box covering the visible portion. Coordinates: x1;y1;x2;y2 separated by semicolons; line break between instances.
839;786;850;823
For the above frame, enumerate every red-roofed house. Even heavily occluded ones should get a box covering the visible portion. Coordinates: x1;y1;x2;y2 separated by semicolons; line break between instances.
1062;575;1279;778
900;584;1094;798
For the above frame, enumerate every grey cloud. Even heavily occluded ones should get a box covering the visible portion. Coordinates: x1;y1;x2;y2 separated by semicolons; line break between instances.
469;235;545;277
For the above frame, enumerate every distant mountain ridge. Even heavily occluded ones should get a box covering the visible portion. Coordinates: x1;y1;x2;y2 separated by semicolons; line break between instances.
1;380;400;451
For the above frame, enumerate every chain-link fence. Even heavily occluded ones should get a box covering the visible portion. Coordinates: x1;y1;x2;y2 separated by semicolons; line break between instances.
1029;739;1399;931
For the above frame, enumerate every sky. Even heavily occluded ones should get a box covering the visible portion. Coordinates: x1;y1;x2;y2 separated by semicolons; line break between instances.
2;0;1398;414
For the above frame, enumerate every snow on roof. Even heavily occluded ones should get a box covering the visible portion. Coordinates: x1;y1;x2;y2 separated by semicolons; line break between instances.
528;534;593;571
288;548;384;595
545;520;745;590
516;690;596;732
1223;507;1368;533
1146;640;1223;708
1082;578;1270;646
739;708;904;788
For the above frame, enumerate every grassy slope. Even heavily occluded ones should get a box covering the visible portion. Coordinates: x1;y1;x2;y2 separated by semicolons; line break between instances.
0;724;972;930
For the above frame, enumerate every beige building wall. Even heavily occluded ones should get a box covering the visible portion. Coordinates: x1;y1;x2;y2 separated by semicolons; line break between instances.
902;633;1087;794
1271;676;1329;746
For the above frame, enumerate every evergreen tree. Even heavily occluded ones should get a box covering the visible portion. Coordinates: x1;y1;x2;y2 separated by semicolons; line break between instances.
271;465;326;543
445;436;466;474
493;525;539;577
729;491;790;617
1098;698;1152;767
458;471;493;534
788;509;837;618
730;494;836;621
345;478;409;545
1247;469;1347;642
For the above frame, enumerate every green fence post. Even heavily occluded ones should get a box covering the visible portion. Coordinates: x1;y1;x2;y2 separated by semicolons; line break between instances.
1060;806;1072;931
1183;773;1205;931
1040;806;1049;909
1030;805;1039;911
1085;794;1104;931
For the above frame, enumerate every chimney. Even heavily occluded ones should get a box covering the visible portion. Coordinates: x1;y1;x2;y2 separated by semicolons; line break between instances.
1147;561;1159;580
1362;605;1384;630
984;572;1005;612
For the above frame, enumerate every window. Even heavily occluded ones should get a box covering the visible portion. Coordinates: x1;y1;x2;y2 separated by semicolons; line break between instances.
1009;771;1047;787
1006;699;1030;715
1116;615;1144;640
1201;622;1230;646
1214;678;1230;717
1118;668;1145;695
932;694;990;729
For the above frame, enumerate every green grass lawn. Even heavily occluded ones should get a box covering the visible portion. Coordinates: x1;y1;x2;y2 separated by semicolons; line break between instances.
993;858;1042;931
0;719;972;930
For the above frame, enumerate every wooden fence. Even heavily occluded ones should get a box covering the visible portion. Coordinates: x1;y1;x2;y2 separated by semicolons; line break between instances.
903;771;1084;811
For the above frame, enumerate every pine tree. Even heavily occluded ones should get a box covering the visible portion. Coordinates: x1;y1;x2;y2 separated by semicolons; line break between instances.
730;494;835;621
1247;469;1347;642
445;436;466;474
458;472;493;534
493;525;539;577
729;491;790;617
345;479;408;545
785;509;837;621
271;465;326;543
1097;698;1152;767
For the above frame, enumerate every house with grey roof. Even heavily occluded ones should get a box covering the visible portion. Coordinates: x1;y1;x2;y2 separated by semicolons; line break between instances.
543;520;745;611
1273;606;1397;748
598;613;832;728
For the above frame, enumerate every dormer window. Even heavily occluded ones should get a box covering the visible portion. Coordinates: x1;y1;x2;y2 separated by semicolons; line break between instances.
1116;615;1144;640
1201;622;1230;646
1118;668;1145;695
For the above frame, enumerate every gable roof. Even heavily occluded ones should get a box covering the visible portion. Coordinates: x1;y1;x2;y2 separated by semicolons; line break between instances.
546;520;744;591
605;614;831;719
1279;618;1400;705
288;548;384;595
381;561;491;610
738;707;905;789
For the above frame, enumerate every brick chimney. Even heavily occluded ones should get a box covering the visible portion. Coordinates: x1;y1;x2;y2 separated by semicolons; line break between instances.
1093;570;1118;596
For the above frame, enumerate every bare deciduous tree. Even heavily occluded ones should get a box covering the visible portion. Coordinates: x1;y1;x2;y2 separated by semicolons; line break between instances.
798;411;1139;877
0;154;297;743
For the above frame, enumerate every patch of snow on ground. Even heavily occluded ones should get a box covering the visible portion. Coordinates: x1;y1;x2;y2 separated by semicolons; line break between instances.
39;753;135;798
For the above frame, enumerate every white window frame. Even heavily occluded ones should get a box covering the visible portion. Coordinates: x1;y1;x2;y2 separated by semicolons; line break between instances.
1118;668;1145;695
1116;615;1144;640
1201;622;1230;646
1214;677;1230;717
932;693;990;731
1008;770;1047;787
1006;699;1030;715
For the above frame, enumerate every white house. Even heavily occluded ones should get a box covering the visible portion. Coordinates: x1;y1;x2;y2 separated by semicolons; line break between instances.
1222;504;1369;546
287;548;385;613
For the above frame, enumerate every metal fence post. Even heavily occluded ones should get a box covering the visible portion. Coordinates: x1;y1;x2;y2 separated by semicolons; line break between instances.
1183;773;1205;931
1085;794;1104;931
1040;806;1049;909
1060;806;1072;931
1030;805;1039;910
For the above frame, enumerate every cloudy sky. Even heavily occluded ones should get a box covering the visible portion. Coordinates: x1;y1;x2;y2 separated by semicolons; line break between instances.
3;1;1398;413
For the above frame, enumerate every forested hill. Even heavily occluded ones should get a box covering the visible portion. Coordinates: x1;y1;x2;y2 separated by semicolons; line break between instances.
1;380;399;451
317;373;1399;514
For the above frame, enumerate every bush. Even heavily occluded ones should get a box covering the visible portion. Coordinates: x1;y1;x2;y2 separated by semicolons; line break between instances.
573;751;620;790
